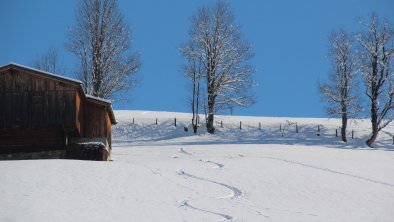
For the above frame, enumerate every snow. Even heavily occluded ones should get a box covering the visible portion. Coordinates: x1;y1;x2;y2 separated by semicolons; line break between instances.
1;110;394;221
85;94;112;104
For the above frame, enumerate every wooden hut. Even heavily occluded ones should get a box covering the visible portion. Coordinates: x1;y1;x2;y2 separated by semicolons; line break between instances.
0;63;116;160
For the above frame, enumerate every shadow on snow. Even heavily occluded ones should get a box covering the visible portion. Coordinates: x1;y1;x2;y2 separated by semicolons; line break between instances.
113;119;394;151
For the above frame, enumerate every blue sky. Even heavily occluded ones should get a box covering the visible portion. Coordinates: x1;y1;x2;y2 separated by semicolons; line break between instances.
1;0;393;117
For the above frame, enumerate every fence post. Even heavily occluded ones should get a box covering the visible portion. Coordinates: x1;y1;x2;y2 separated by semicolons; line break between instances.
221;120;223;128
318;125;320;132
175;118;177;127
335;129;338;137
296;123;298;133
156;118;158;125
240;121;242;130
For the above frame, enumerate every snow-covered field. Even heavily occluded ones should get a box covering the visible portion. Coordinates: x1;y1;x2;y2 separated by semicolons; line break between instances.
1;110;394;221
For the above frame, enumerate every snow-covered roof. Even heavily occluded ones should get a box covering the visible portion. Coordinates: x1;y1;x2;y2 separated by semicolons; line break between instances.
0;62;82;85
86;94;112;105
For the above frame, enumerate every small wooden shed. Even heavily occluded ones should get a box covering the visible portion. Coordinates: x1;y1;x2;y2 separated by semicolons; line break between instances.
0;63;116;160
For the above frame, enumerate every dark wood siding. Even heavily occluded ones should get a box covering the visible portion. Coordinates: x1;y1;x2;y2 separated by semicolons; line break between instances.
0;91;76;129
0;127;64;154
106;112;112;150
76;92;82;134
82;102;107;139
0;68;78;153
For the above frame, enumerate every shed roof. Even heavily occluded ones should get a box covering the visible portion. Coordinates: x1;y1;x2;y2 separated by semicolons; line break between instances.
0;63;83;85
0;63;117;124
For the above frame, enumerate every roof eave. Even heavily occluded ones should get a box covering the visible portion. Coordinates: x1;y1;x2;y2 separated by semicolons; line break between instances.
0;63;82;86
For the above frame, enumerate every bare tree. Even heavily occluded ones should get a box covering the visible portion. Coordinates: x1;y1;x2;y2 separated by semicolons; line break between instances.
180;0;255;134
184;58;202;134
319;29;359;142
66;0;141;99
356;14;394;147
33;47;66;74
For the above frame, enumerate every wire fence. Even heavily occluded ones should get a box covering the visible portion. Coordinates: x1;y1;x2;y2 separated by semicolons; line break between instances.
125;116;394;144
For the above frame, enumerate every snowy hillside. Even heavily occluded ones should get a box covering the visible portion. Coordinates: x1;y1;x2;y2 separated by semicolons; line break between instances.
1;110;394;222
113;110;394;148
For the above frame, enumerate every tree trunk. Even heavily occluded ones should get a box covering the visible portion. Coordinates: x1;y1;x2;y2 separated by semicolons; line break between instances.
366;99;379;147
191;78;197;134
341;105;347;142
206;113;215;133
193;71;200;134
206;85;215;134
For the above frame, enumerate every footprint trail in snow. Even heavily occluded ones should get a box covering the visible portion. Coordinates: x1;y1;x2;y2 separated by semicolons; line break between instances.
199;159;225;169
178;170;243;199
180;200;234;221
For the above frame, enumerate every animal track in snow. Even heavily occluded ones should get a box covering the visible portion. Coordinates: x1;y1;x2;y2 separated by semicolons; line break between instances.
199;159;224;169
180;200;234;221
178;170;242;199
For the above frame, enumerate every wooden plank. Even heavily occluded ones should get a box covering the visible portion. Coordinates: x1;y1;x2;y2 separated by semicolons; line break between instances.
5;92;12;128
0;92;3;129
21;92;28;127
75;92;82;135
0;127;64;154
0;91;80;128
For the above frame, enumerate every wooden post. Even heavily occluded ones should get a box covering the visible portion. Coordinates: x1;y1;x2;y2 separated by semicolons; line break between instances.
240;121;242;130
296;123;298;133
221;120;223;128
133;118;134;124
335;129;338;137
318;125;320;132
352;130;354;139
175;118;177;127
156;118;158;125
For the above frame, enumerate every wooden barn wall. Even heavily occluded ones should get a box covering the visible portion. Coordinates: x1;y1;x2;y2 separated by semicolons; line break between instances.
76;92;82;134
82;102;109;141
105;112;112;149
0;91;76;129
0;69;79;129
0;127;64;154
